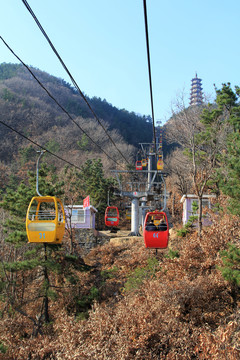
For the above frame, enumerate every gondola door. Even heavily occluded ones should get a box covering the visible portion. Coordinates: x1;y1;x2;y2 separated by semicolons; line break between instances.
136;161;143;170
26;196;65;244
105;206;119;227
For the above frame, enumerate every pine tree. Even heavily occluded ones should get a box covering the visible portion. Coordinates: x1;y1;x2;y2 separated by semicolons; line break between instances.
78;158;117;215
213;84;240;215
202;84;240;297
219;243;240;304
0;163;88;335
220;244;240;287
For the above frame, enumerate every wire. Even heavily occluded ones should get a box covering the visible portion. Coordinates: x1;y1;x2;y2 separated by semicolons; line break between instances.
143;0;157;156
21;0;130;165
0;36;125;168
0;119;82;171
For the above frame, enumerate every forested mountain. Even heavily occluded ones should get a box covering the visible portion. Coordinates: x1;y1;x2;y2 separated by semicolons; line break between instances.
0;62;153;166
0;62;239;358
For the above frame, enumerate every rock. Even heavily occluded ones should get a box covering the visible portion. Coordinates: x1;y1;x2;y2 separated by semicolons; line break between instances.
74;229;110;254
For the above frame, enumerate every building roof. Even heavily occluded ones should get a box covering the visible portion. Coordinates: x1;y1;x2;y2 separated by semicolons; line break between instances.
180;194;216;203
65;204;98;212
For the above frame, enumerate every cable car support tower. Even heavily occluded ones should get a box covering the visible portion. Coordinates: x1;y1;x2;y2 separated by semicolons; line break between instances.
111;0;168;235
111;137;167;236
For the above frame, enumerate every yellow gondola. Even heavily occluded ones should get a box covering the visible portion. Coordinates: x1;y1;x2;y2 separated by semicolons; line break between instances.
142;158;148;167
126;210;131;220
26;196;65;244
157;158;164;171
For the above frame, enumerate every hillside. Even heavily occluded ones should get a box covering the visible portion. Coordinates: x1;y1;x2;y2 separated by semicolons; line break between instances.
0;208;239;359
0;63;153;168
0;64;239;359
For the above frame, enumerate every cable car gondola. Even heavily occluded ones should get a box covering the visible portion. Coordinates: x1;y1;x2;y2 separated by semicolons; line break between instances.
26;196;65;244
157;158;164;171
143;211;169;249
136;160;143;170
126;210;131;220
105;206;119;227
141;158;148;167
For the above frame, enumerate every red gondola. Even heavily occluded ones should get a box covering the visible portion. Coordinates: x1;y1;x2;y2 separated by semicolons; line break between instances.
136;160;143;170
105;206;119;227
143;211;169;249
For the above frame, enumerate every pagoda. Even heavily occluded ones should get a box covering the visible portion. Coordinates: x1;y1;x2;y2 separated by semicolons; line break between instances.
189;73;203;106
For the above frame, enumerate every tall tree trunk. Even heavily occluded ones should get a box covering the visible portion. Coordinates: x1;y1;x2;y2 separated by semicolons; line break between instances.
43;244;50;323
198;195;203;238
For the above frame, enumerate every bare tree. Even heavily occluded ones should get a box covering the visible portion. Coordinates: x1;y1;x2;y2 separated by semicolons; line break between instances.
165;149;192;196
166;93;227;237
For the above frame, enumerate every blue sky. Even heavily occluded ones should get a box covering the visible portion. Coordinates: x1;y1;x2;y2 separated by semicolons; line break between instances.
1;0;239;124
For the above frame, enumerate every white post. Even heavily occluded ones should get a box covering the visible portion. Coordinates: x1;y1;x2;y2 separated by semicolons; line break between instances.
141;201;147;227
130;197;140;236
147;155;153;189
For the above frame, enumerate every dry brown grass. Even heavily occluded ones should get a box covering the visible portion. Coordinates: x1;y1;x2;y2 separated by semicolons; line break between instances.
0;212;239;359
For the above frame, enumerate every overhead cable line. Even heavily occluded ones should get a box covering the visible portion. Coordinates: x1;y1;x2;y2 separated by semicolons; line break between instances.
0;36;124;168
0;119;82;171
21;0;130;165
143;0;157;156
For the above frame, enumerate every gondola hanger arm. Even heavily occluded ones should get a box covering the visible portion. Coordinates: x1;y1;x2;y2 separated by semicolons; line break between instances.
36;150;46;196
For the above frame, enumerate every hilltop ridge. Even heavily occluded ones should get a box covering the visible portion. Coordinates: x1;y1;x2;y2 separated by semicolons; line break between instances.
0;63;153;167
